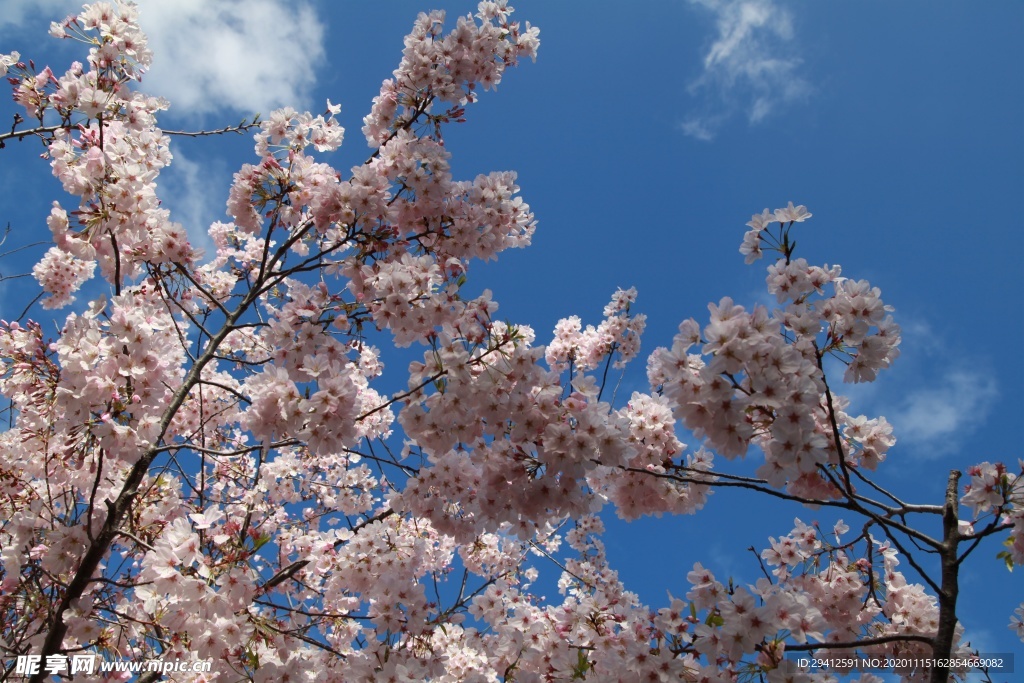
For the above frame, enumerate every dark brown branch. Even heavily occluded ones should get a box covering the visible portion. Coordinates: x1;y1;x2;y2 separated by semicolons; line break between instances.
0;119;260;145
956;517;1013;565
785;632;934;651
816;344;854;496
160;118;261;138
260;560;310;591
0;123;69;144
27;251;275;683
930;469;962;683
333;508;396;549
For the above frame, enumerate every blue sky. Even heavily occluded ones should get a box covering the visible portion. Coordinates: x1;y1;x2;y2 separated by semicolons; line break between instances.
1;0;1022;669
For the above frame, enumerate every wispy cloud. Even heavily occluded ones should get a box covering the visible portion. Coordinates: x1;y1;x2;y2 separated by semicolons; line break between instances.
0;0;325;119
876;320;999;457
821;317;997;460
889;369;998;457
682;0;809;140
159;143;222;260
0;0;78;33
137;0;326;119
678;118;718;142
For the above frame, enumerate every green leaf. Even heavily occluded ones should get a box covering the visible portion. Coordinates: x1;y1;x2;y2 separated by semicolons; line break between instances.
572;648;590;679
251;532;271;552
997;550;1014;571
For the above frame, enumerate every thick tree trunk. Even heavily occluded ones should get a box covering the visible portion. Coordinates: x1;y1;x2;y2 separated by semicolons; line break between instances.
929;469;961;683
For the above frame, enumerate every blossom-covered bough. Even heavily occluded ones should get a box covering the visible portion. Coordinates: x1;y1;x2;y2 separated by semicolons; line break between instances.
1;2;1021;682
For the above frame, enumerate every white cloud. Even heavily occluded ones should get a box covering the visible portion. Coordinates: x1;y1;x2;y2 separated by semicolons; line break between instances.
731;293;999;466
889;369;998;457
678;118;717;142
818;314;998;460
0;0;78;33
136;0;326;119
0;0;326;118
159;143;220;260
683;0;809;140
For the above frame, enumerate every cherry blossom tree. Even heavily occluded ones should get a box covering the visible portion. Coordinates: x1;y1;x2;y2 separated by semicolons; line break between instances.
0;2;1020;682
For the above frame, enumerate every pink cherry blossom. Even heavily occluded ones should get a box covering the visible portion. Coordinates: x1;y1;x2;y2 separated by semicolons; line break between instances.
0;3;1019;683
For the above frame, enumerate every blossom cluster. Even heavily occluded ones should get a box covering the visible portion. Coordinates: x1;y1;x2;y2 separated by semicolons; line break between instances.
546;287;647;372
362;2;539;145
647;207;901;501
0;2;1019;683
962;460;1024;567
597;392;716;520
680;519;976;680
